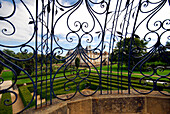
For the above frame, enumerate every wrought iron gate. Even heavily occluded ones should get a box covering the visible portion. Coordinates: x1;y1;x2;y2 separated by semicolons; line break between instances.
0;0;169;113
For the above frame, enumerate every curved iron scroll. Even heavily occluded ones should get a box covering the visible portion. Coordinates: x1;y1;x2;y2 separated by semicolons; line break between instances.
49;0;110;100
128;0;170;95
0;0;36;113
0;0;169;113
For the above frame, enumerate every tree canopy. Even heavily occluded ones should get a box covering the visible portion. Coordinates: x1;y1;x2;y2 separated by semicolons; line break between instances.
109;37;148;67
75;57;80;70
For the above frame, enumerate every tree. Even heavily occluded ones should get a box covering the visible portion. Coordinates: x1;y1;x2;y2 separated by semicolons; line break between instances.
142;41;170;66
1;49;22;76
75;57;80;70
1;49;23;77
24;59;34;75
17;52;35;75
3;49;15;57
110;37;148;68
0;62;4;74
166;41;170;49
0;56;4;74
12;57;23;76
109;52;118;64
2;49;15;66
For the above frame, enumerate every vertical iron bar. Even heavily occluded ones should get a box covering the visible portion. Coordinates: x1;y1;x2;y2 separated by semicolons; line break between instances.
128;0;142;94
46;0;50;106
107;0;120;94
117;35;121;93
119;0;135;94
121;0;135;94
35;0;39;109
45;42;48;105
99;0;111;95
40;0;44;107
119;4;128;94
111;0;123;94
50;0;55;105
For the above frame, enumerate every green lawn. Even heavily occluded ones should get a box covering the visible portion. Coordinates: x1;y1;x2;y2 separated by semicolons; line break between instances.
90;70;170;82
15;71;75;85
96;64;170;76
2;64;169;85
17;70;169;109
1;71;13;81
22;72;169;101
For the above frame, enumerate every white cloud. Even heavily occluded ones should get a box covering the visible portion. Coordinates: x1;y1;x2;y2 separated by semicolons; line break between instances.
0;0;35;46
0;0;169;53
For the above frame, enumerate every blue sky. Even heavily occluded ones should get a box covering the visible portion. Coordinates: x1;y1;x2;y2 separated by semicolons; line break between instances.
0;0;109;55
0;0;170;55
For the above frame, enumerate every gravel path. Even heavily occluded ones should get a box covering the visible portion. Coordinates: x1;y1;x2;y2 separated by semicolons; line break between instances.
11;90;24;114
0;81;24;114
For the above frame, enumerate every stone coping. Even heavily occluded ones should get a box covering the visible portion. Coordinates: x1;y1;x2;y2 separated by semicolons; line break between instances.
22;90;170;114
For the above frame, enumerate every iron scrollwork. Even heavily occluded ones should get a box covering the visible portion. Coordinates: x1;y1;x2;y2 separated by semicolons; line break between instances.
0;0;36;113
129;0;170;95
0;0;169;113
48;0;110;100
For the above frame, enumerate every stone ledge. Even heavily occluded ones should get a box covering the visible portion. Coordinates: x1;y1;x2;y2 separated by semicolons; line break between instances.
22;90;170;114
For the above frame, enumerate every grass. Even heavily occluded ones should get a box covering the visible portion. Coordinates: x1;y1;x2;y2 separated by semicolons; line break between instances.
2;64;169;108
15;71;76;85
18;71;169;108
87;74;156;90
1;71;13;81
99;64;170;76
90;70;170;82
15;67;84;84
0;92;13;114
26;72;168;99
25;75;89;100
2;65;169;86
2;63;168;84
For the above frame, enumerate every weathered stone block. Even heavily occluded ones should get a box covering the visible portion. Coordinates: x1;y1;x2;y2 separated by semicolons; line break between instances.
67;99;92;114
147;97;170;114
92;97;145;114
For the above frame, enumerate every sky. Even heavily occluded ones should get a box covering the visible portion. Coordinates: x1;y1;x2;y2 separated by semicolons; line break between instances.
0;0;170;55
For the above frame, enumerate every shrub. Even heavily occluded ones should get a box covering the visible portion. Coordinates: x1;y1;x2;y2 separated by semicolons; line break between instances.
24;59;34;75
12;60;23;76
145;61;168;67
2;71;13;81
0;92;13;114
75;57;80;69
0;64;4;74
19;86;35;108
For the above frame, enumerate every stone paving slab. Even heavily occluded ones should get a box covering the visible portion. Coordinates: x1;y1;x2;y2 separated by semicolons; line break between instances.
0;80;13;91
0;80;13;99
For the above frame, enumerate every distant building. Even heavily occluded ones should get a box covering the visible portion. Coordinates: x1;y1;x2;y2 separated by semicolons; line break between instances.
66;45;109;66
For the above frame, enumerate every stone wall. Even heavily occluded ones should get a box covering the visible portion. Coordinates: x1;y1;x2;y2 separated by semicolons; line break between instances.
23;93;170;114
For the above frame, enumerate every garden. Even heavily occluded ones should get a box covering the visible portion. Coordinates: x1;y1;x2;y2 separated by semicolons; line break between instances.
0;48;169;113
1;63;170;111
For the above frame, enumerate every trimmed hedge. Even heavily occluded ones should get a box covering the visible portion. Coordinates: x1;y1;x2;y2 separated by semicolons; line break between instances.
88;73;169;91
0;92;13;114
19;71;169;106
87;74;154;90
17;69;73;80
16;71;77;85
37;78;83;96
27;75;79;92
1;71;13;81
19;86;35;108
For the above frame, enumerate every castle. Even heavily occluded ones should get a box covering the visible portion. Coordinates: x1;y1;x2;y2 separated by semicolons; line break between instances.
66;46;109;67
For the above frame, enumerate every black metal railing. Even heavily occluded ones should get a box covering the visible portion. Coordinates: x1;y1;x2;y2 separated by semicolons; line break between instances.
0;0;169;113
